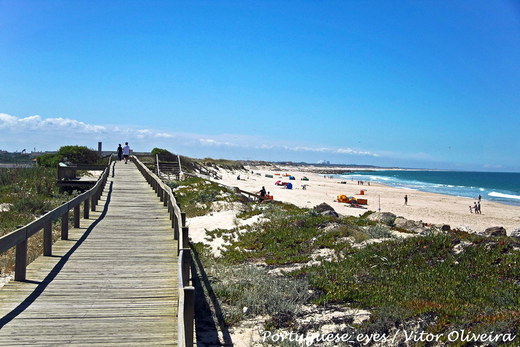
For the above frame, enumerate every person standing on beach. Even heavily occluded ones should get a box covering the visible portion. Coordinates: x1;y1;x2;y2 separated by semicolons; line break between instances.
122;142;131;164
469;205;473;213
404;195;408;205
478;194;482;202
477;201;481;214
117;144;123;161
474;202;478;214
259;186;266;201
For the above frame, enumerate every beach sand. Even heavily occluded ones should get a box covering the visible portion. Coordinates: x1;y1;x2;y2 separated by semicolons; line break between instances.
213;165;520;234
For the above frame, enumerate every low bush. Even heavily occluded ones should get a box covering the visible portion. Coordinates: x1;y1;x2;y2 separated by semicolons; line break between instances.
37;145;100;167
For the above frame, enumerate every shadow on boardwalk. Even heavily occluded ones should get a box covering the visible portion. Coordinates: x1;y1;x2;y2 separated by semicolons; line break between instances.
191;245;233;346
0;182;113;329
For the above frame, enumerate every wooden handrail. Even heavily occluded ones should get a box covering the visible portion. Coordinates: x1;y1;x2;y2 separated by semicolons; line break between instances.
0;157;113;281
131;156;194;347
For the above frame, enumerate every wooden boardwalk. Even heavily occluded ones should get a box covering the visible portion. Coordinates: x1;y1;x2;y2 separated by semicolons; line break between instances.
0;161;178;345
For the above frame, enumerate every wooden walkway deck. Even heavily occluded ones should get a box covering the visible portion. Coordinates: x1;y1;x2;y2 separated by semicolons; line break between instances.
0;161;178;345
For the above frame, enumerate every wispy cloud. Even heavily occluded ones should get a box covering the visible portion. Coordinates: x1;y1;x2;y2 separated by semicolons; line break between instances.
284;145;379;157
0;112;380;159
136;129;174;139
0;113;107;133
0;113;174;139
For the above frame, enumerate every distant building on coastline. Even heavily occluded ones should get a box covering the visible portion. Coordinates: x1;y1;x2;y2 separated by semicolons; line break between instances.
317;160;330;165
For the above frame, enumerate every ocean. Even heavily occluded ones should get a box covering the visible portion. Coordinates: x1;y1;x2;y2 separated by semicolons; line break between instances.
335;170;520;206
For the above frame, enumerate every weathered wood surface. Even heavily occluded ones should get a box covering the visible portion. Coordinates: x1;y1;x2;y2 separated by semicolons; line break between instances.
0;161;178;345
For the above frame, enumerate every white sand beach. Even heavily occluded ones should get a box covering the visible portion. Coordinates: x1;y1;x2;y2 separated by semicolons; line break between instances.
212;165;520;235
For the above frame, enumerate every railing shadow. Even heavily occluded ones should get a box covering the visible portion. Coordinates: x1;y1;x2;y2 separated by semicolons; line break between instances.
0;181;113;329
191;245;233;346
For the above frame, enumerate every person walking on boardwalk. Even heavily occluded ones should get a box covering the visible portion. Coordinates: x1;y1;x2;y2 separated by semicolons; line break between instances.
117;144;123;161
404;195;408;205
122;142;131;164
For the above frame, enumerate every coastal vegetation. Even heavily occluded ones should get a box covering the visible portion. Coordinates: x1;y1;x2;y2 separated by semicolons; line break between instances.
0;145;103;275
37;145;102;167
172;175;520;346
0;166;71;274
138;148;246;179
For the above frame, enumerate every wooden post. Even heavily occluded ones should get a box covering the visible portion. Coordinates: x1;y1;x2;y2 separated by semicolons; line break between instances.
163;191;168;207
173;213;179;240
84;199;90;219
181;248;191;286
182;227;189;250
184;287;195;347
91;195;96;211
43;220;52;256
61;211;69;240
181;212;186;227
74;205;80;228
15;240;27;281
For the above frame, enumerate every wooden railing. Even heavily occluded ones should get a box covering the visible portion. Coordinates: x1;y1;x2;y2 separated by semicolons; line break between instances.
132;156;195;347
0;158;114;281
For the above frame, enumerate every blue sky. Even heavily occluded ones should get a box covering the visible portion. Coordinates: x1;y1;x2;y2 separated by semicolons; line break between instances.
1;1;519;171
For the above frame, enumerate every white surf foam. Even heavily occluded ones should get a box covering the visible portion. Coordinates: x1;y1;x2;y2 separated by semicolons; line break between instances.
488;192;520;200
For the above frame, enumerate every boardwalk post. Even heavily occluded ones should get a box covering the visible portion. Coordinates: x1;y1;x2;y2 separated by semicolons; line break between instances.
184;286;195;347
84;199;90;219
173;212;179;240
91;195;96;212
181;248;191;286
61;211;69;240
74;204;80;228
43;220;52;256
181;212;186;227
15;239;27;281
182;227;189;250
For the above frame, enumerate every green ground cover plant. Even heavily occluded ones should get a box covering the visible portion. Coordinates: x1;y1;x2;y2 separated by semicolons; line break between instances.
299;232;520;340
221;203;363;265
168;176;240;217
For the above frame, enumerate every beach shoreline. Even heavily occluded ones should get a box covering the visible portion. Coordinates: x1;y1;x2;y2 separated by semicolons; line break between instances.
214;165;520;234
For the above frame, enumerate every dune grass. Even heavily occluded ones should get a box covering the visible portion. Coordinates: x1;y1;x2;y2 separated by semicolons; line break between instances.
0;167;71;274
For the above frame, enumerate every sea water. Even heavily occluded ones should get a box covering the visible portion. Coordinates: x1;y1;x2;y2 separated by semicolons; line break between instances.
336;170;520;206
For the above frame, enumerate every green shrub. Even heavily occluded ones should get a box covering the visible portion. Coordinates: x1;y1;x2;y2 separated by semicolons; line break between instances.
37;146;99;167
57;145;99;164
365;224;394;239
151;147;172;156
36;153;61;167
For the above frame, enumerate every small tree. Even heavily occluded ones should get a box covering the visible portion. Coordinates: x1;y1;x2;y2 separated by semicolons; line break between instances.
57;146;99;164
37;146;99;167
